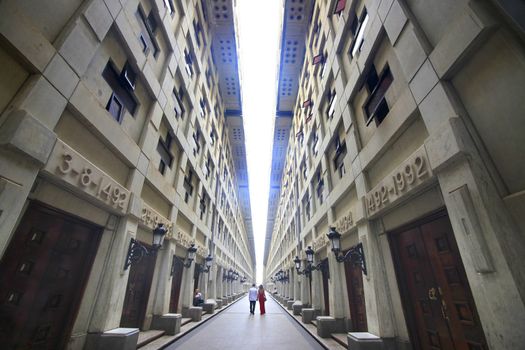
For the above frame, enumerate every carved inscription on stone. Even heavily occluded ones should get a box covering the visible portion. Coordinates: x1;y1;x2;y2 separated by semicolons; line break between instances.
366;146;432;217
174;230;193;247
140;204;174;235
335;211;353;234
313;234;328;252
44;140;130;213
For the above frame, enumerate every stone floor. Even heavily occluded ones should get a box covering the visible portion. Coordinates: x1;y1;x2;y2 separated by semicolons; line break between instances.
165;295;325;350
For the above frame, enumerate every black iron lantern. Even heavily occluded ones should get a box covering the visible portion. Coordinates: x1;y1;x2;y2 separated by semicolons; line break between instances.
124;223;167;270
205;254;213;268
152;223;168;249
327;227;367;275
305;246;314;263
183;243;197;268
294;255;301;271
327;226;342;254
198;253;213;273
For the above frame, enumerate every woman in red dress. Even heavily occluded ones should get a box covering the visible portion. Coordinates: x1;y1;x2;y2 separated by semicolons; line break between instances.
258;285;266;315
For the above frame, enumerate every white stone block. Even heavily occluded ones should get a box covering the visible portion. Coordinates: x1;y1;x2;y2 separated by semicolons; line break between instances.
44;54;79;99
58;21;99;76
84;0;114;42
384;0;407;45
0;2;55;72
409;59;438;105
393;24;428;81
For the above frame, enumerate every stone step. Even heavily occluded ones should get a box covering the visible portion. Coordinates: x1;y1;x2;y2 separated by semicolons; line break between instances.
137;330;165;348
181;317;192;326
138;335;177;350
311;320;318;327
331;333;348;348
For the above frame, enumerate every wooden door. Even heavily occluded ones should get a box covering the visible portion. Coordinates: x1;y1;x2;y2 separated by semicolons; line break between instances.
0;202;102;350
169;256;184;313
391;212;487;350
193;263;201;293
321;258;330;315
344;252;368;331
120;242;156;329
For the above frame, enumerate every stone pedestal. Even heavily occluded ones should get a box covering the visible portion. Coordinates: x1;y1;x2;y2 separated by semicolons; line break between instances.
301;308;320;324
316;316;336;338
216;298;223;309
287;300;294;310
151;314;181;335
292;300;303;315
85;328;138;350
188;306;203;322
203;301;216;314
347;332;384;349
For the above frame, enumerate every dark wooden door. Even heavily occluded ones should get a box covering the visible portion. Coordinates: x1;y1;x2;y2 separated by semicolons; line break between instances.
321;258;330;315
120;242;156;329
0;202;102;350
193;263;201;293
391;212;487;350
169;256;184;313
344;251;368;331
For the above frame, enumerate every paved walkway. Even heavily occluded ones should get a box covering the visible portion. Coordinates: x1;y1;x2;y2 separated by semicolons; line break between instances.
166;295;325;350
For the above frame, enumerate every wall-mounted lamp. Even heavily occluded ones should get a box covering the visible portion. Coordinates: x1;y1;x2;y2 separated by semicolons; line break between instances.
274;269;289;283
183;243;198;268
170;243;199;275
327;227;367;275
197;253;213;273
293;245;329;277
223;268;237;281
124;223;167;270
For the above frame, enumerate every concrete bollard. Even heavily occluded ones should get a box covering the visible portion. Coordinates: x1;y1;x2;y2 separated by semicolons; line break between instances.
292;300;303;315
188;306;203;322
85;328;139;350
151;313;182;335
347;332;385;350
302;308;320;324
316;316;336;338
203;301;216;314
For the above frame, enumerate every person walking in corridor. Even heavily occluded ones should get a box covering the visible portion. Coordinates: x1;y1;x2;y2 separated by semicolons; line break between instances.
248;283;257;314
258;285;266;315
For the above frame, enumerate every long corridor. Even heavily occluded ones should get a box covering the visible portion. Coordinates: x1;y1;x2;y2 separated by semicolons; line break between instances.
166;295;324;350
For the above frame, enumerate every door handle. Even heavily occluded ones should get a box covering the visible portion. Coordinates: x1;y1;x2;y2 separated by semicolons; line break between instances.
440;300;449;321
428;287;437;301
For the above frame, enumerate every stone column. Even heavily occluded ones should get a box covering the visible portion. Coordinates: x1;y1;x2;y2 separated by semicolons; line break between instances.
152;240;176;315
287;269;293;299
327;209;347;322
300;273;310;306
311;262;322;312
294;270;301;301
181;226;198;315
89;217;140;331
152;203;179;315
217;266;223;299
358;221;395;337
208;264;217;300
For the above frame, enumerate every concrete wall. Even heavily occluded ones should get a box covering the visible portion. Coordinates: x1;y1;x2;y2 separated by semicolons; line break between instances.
0;0;254;348
265;0;525;348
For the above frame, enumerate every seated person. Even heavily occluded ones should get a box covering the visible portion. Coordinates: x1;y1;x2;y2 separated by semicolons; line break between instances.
193;289;204;306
